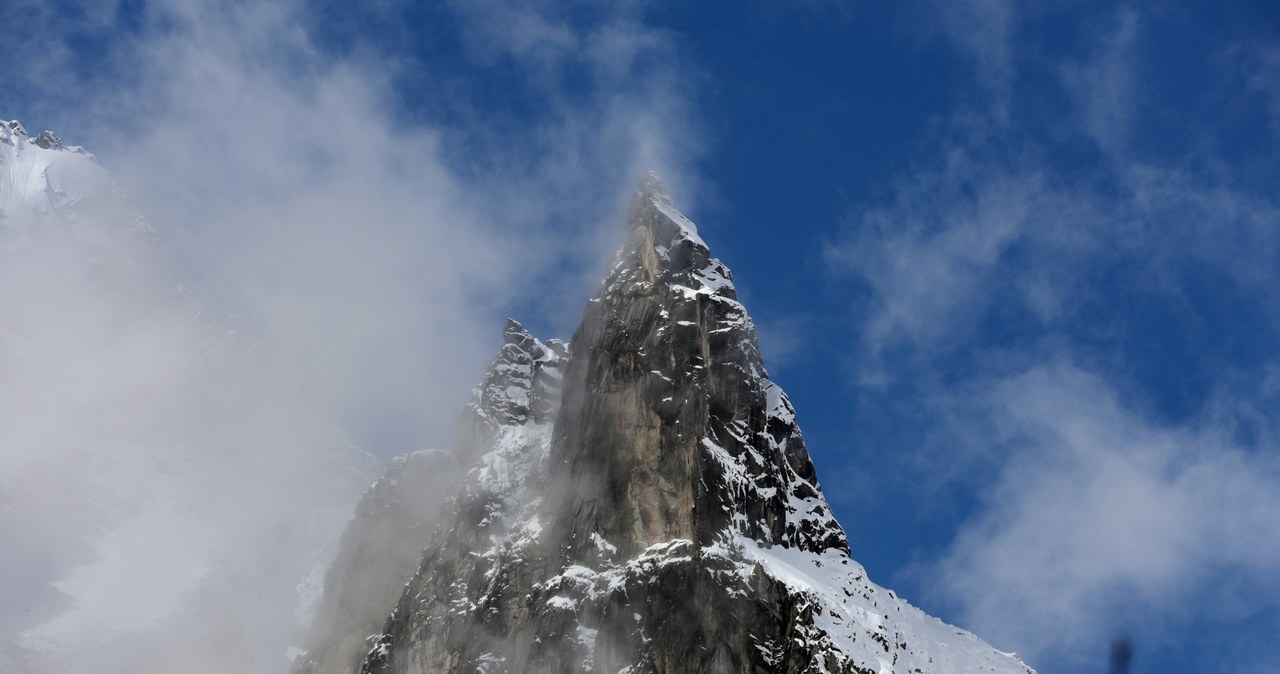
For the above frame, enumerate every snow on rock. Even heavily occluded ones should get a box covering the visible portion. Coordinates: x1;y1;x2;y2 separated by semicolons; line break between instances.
319;174;1035;674
296;325;569;674
0;120;120;225
735;537;1032;674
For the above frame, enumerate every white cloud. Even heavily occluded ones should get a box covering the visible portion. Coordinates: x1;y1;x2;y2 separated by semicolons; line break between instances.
826;5;1280;377
1;0;702;671
824;157;1058;363
926;364;1280;665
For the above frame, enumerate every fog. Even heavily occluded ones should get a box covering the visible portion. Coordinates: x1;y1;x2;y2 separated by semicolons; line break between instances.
0;0;698;671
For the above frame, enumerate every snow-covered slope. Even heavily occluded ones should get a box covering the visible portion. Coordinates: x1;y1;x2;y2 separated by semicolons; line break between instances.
304;174;1035;674
0;120;117;220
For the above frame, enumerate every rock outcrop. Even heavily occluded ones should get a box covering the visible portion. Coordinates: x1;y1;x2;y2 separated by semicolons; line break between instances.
300;174;1035;674
297;320;568;674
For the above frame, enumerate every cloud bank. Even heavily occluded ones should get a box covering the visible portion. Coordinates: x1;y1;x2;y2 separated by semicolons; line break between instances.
1;0;702;671
932;365;1280;659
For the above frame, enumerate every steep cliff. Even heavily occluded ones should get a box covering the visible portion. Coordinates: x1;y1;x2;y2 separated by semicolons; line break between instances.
304;174;1035;674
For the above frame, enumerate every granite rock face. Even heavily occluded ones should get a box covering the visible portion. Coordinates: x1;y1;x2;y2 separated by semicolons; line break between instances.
301;175;1036;674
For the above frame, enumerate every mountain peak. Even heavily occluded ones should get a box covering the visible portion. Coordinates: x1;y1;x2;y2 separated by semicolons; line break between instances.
501;317;536;348
637;170;668;198
626;172;708;271
301;176;1036;674
2;119;89;155
1;117;115;223
32;130;64;150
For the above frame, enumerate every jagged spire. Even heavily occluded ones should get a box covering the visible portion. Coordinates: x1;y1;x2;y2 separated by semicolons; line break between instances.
622;172;711;277
502;317;536;349
325;174;1036;674
545;172;848;565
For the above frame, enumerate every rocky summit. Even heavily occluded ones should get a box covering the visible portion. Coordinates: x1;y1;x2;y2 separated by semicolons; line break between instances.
295;174;1036;674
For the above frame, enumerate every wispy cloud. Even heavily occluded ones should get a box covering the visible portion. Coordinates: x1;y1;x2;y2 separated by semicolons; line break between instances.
1241;43;1280;140
1061;7;1142;159
824;154;1060;370
911;0;1018;112
827;5;1280;375
926;364;1280;666
825;3;1280;669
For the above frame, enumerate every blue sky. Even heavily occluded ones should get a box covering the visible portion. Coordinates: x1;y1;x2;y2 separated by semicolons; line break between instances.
5;1;1280;673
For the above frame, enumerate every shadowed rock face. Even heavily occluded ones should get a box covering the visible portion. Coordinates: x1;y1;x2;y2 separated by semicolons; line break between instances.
300;175;1036;674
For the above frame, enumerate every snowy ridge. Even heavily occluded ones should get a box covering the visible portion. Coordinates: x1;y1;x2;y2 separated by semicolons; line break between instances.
734;537;1031;674
636;171;708;251
0;120;119;224
500;534;1033;674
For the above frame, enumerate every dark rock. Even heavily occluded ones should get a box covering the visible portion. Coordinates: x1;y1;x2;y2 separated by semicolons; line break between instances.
32;130;63;149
